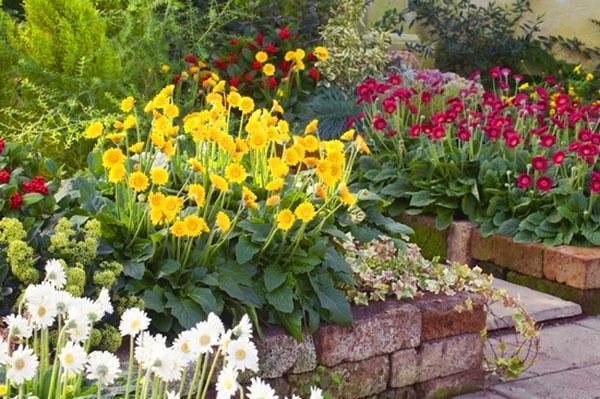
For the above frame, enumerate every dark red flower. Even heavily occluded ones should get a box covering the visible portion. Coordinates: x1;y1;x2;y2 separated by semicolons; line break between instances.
545;75;556;85
256;32;264;46
264;44;277;55
372;116;388;131
172;74;181;84
591;172;600;193
539;135;556;148
10;192;22;209
230;38;238;46
536;176;554;192
278;27;291;40
244;73;254;82
184;54;197;64
251;60;262;70
229;76;240;87
0;139;4;154
386;129;397;137
308;52;315;62
267;77;277;89
578;143;598;158
505;133;520;148
531;156;548;172
22;176;48;195
516;173;532;189
409;125;421;137
228;54;237;63
0;169;9;184
551;150;565;165
457;128;471;141
308;67;320;81
431;125;445;140
420;91;431;104
578;128;592;142
490;66;501;79
387;75;402;85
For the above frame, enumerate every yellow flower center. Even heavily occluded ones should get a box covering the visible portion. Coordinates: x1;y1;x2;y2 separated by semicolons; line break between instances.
235;349;246;360
14;358;25;370
37;306;47;317
199;335;210;346
65;354;74;364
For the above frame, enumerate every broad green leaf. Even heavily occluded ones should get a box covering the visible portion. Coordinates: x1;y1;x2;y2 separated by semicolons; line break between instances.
235;236;259;264
187;287;217;314
266;285;294;313
157;259;180;279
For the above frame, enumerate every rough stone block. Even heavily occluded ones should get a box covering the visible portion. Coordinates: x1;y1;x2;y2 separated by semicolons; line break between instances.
390;333;483;388
257;328;316;379
366;387;417;399
288;355;390;399
447;220;476;265
398;214;449;260
471;229;544;277
413;292;486;341
314;300;421;367
415;369;485;399
265;378;290;396
544;246;600;289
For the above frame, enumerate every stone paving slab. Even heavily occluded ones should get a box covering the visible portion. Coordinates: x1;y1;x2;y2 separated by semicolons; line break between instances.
487;279;582;330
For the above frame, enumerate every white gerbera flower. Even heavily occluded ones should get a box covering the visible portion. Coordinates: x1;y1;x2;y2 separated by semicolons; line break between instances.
4;314;32;338
55;290;74;315
86;351;120;385
309;387;324;399
24;282;56;304
190;321;219;354
95;288;113;317
0;337;9;365
27;300;57;329
207;312;225;339
119;308;150;337
226;339;259;372
59;341;87;374
166;391;180;399
172;330;197;365
232;314;252;341
215;365;239;399
44;259;66;289
246;377;278;399
153;349;183;383
135;332;167;369
7;346;39;385
68;298;102;324
65;317;92;343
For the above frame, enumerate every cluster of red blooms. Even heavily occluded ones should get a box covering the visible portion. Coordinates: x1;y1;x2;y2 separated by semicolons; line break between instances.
180;27;321;92
0;139;49;210
356;67;600;194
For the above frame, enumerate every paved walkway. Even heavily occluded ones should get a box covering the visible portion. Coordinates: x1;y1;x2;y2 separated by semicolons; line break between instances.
457;278;600;399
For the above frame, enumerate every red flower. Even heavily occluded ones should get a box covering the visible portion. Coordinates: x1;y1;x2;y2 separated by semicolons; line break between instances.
457;128;471;141
184;54;197;64
578;128;592;142
230;38;238;46
256;32;264;46
308;52;315;62
387;75;402;85
531;156;548;172
22;176;48;195
172;74;181;84
409;125;421;137
229;76;240;87
516;173;532;189
386;129;397;137
373;116;388;131
0;139;4;154
504;133;520;148
420;91;431;104
535;175;554;192
539;134;556;148
251;60;262;70
10;192;22;209
308;67;320;81
267;77;277;89
578;143;598;158
431;125;445;140
0;169;9;184
278;27;291;40
244;73;253;82
228;54;237;63
490;66;501;79
591;172;600;193
264;44;277;55
551;150;565;165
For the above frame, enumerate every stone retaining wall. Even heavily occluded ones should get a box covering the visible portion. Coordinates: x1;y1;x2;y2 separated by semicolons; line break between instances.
399;214;600;313
256;292;486;398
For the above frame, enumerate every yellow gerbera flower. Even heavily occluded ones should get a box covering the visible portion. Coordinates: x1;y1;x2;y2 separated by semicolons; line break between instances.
148;192;165;209
225;163;247;184
304;119;318;134
227;91;242;108
128;171;149;192
313;46;329;61
276;209;296;231
262;63;276;77
188;158;205;173
102;148;125;169
84;121;104;139
294;202;316;223
129;141;145;154
108;163;126;183
210;174;229;192
340;129;355;141
123;115;137;130
151;167;169;186
188;184;206;207
339;184;357;206
266;195;280;207
255;51;268;63
171;221;187;238
216;211;231;232
120;96;136;113
184;215;209;237
239;97;255;114
265;178;284;192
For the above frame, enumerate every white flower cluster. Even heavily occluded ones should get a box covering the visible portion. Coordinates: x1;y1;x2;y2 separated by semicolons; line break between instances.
0;259;325;399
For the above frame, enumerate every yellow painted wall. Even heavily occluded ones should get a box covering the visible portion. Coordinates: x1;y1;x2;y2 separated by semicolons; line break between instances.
368;0;600;66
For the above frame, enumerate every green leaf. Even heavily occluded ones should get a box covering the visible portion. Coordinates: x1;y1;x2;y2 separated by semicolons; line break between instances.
157;259;180;279
22;193;44;205
165;294;203;329
277;310;303;341
435;211;453;230
497;218;520;236
187;287;217;314
266;285;294;313
123;261;145;280
264;263;288;291
409;191;436;207
310;274;352;326
143;288;165;313
235;236;259;265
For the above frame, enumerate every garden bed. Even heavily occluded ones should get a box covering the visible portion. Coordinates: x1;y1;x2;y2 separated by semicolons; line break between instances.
256;292;486;398
399;214;600;313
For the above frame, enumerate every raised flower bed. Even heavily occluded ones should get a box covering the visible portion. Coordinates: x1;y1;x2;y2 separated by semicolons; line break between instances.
400;214;600;313
256;292;486;398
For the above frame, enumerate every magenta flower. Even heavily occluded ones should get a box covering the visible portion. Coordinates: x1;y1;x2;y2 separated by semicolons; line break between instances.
551;150;566;165
516;173;532;189
536;176;554;192
373;116;387;131
531;156;548;172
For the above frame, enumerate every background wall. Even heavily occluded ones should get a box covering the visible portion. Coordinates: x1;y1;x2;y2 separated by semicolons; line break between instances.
367;0;600;67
